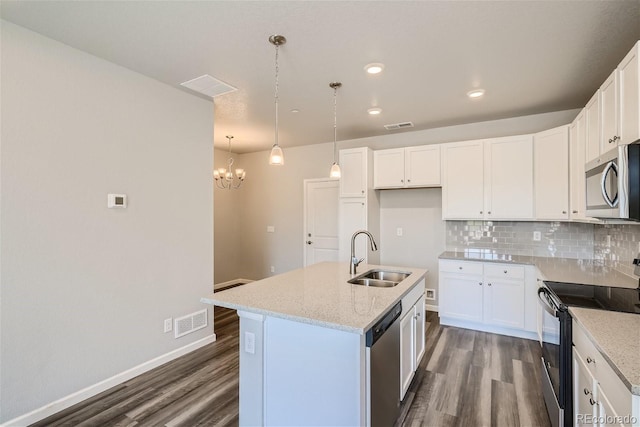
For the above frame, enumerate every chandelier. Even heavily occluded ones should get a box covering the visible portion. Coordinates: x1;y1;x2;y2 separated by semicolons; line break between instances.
214;135;245;189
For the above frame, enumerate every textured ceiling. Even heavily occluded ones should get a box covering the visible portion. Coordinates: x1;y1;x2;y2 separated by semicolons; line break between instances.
2;1;640;153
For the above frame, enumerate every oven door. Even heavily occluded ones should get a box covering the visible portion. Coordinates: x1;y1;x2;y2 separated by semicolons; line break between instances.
537;286;564;427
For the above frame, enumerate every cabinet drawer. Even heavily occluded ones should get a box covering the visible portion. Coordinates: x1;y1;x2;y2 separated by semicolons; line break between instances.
572;320;632;418
439;260;483;275
484;263;525;280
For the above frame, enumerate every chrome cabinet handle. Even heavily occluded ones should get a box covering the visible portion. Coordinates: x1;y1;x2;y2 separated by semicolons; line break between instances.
487;211;491;214
401;179;404;183
562;210;567;214
583;388;590;395
408;179;411;182
306;241;312;245
586;356;595;364
503;270;507;274
572;210;578;213
488;283;492;286
480;211;483;214
479;282;483;286
459;266;463;270
589;397;596;406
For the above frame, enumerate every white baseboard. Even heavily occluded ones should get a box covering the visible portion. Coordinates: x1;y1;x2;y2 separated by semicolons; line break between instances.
439;316;537;341
426;304;439;312
2;333;217;427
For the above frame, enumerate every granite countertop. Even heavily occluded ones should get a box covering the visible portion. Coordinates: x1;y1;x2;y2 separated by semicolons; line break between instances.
201;262;427;334
569;307;640;395
439;250;639;289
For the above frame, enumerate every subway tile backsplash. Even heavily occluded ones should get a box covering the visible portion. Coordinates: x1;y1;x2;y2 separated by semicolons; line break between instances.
446;220;640;277
446;221;595;259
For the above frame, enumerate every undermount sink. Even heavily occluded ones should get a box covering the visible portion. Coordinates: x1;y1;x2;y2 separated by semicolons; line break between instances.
347;269;411;287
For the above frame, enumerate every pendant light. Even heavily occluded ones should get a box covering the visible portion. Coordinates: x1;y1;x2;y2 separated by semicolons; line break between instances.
329;82;342;178
269;35;286;165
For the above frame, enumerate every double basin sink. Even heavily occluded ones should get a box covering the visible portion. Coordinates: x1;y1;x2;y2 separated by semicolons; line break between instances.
348;269;410;288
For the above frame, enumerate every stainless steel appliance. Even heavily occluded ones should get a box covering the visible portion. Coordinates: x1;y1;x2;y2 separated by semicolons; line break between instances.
367;301;402;427
585;139;640;220
537;281;640;427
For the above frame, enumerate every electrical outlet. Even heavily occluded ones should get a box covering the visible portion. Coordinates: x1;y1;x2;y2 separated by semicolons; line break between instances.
244;331;255;354
267;226;275;233
164;318;172;333
533;231;541;241
270;266;275;273
426;289;436;301
396;227;403;237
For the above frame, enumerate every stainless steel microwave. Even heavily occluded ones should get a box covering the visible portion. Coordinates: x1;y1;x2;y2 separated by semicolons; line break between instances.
585;139;640;220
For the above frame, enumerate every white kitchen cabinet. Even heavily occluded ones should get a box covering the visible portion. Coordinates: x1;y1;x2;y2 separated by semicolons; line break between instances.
574;347;598;426
339;148;368;197
483;265;525;330
573;319;636;427
619;41;640;146
585;91;601;163
374;145;440;189
534;125;570;220
600;69;620;153
439;260;536;339
441;140;485;219
442;136;533;220
400;291;426;400
373;148;404;188
338;148;379;265
483;135;534;219
570;109;591;221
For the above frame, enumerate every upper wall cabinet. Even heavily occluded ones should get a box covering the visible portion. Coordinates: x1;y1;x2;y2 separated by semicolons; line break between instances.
373;145;440;189
585;41;640;163
442;136;533;220
569;109;592;221
535;125;570;220
339;148;369;197
619;41;640;145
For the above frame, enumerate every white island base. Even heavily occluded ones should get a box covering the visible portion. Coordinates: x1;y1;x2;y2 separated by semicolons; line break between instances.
238;311;366;426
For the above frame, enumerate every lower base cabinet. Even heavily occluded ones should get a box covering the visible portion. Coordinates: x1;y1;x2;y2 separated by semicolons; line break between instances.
438;259;535;338
400;289;426;400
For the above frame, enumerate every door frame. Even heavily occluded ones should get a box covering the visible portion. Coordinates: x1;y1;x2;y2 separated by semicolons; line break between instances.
303;178;340;266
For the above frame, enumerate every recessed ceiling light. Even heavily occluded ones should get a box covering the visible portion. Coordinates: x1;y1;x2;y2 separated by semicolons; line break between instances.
467;89;485;99
367;107;382;115
364;63;385;74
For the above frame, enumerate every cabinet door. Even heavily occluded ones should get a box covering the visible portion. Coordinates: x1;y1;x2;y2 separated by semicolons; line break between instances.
442;141;484;219
339;148;367;197
585;91;601;163
600;70;620;152
483;278;525;329
534;126;570;220
338;198;366;262
596;384;624;427
414;296;426;366
399;310;415;400
570;110;589;220
574;348;598;426
439;272;483;322
619;41;639;146
373;148;405;189
405;145;441;187
484;135;533;219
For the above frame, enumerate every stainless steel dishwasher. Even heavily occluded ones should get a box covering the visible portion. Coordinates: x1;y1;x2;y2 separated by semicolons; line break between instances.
367;301;402;427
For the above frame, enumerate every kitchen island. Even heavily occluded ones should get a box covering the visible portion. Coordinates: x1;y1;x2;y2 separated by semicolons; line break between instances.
201;261;427;426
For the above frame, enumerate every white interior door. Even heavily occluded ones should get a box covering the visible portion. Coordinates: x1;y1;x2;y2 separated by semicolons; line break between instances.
304;179;339;266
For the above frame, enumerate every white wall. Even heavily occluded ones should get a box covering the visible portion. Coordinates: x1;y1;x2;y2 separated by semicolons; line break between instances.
0;22;214;423
213;147;243;284
378;189;445;306
236;143;334;280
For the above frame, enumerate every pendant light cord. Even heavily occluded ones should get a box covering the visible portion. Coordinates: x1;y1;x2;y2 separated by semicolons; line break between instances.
333;86;338;163
274;43;280;147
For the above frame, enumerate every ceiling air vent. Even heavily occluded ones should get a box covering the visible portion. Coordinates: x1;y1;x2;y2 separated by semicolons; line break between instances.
180;74;237;98
384;122;414;131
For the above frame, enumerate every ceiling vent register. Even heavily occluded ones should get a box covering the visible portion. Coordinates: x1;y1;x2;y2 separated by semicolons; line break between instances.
180;74;237;98
384;122;414;131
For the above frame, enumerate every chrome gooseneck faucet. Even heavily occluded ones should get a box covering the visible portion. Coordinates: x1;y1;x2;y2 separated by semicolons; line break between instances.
350;230;378;274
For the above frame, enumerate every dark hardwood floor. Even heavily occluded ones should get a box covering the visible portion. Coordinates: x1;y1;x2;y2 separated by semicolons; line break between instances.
32;308;550;427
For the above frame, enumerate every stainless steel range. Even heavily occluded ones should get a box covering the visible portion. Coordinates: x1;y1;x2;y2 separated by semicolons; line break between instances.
537;281;640;427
